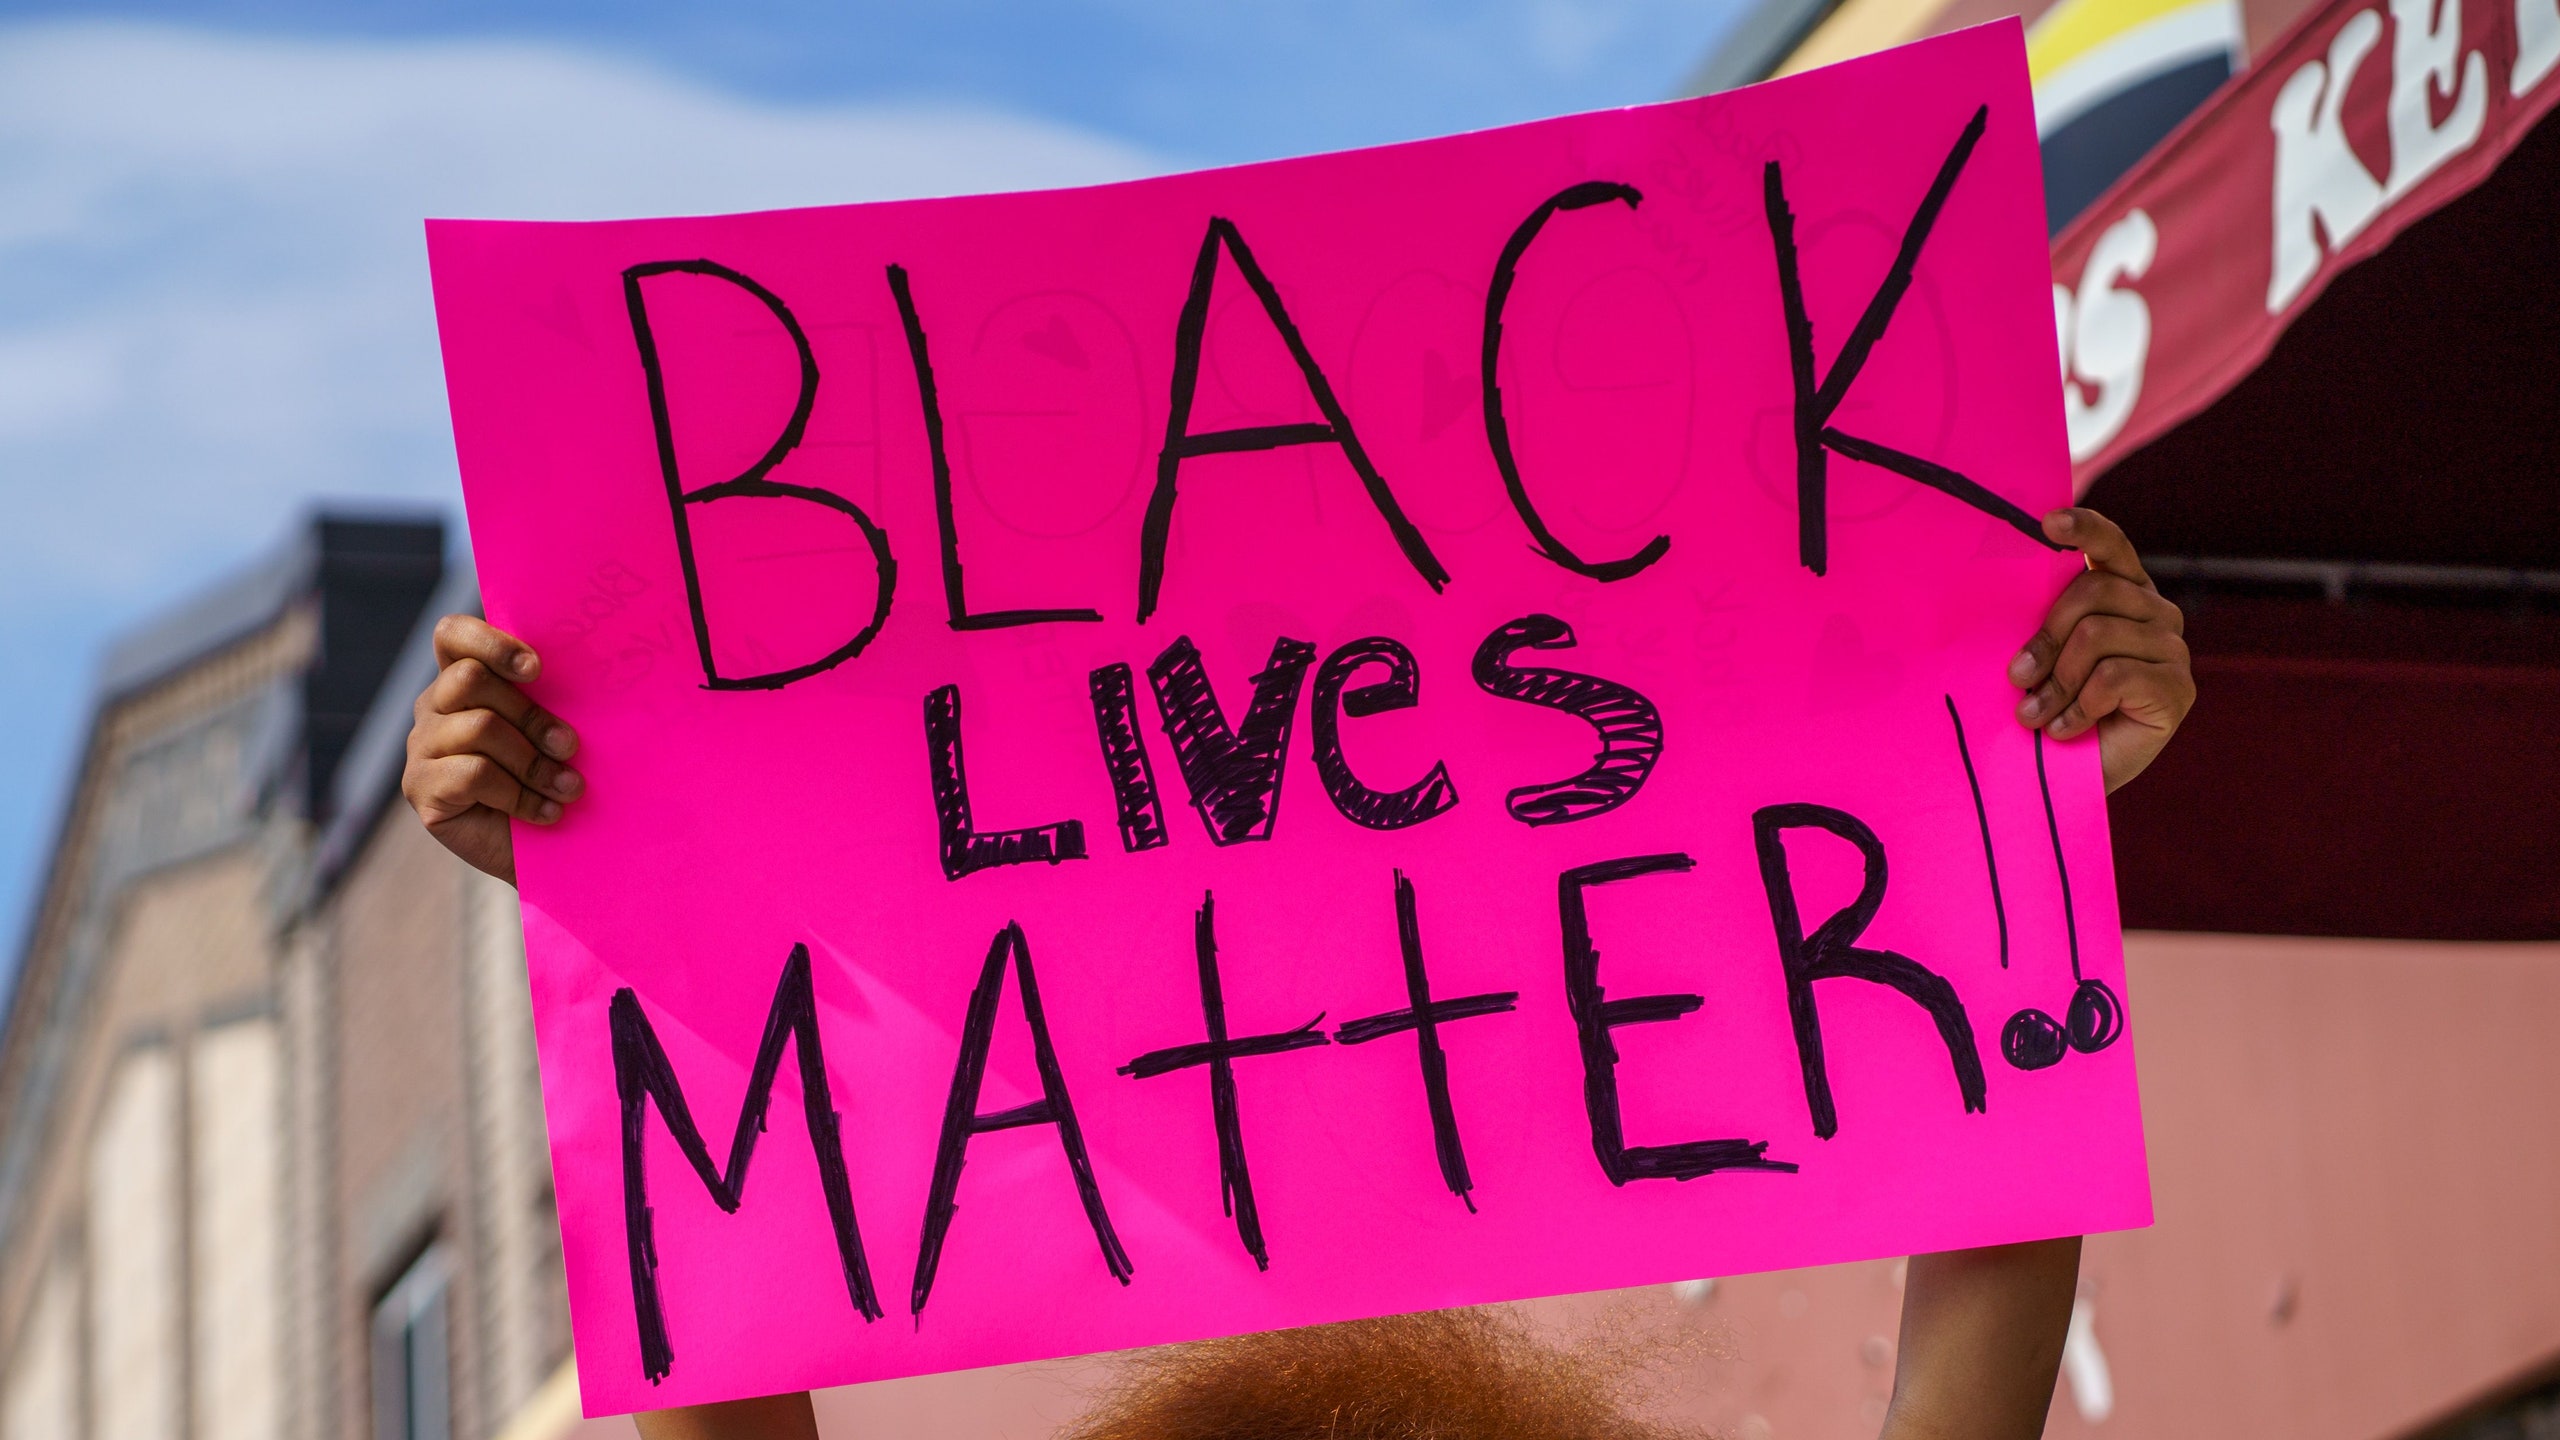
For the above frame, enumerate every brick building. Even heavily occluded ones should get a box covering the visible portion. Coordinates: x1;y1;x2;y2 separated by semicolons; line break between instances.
0;514;577;1440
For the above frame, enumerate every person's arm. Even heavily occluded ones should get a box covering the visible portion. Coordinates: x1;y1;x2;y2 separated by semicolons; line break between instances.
1883;507;2191;1440
631;1394;821;1440
1885;1237;2083;1440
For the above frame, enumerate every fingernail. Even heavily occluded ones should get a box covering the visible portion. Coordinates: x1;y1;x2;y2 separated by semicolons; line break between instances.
535;799;561;822
2008;648;2037;686
2050;510;2075;532
554;768;584;799
2018;693;2044;721
512;651;537;678
540;726;576;760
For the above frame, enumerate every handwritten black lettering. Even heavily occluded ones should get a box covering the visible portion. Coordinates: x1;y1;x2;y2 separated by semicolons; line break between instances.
1760;108;2062;576
1471;615;1662;826
1120;891;1330;1269
911;922;1132;1323
888;263;1104;630
1137;217;1449;622
924;684;1087;880
610;945;881;1383
1482;182;1669;581
1334;872;1518;1208
1752;804;1986;1138
622;259;896;688
1147;635;1318;846
1309;637;1459;831
1088;662;1171;852
1944;695;2009;969
2002;732;2124;1069
1558;854;1795;1182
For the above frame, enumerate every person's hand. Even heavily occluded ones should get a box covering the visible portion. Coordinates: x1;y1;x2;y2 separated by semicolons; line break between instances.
2009;508;2194;792
400;614;583;885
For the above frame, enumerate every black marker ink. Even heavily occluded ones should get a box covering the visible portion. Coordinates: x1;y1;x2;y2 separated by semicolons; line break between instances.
924;684;1087;880
1309;637;1459;831
611;945;881;1384
623;260;897;689
1752;805;1987;1138
1557;854;1795;1182
2036;729;2081;984
1088;663;1170;852
1483;182;1669;582
1944;695;2009;969
1471;614;1662;826
1120;891;1330;1269
912;922;1132;1323
1760;109;2065;576
2002;731;2123;1069
1334;872;1517;1208
888;263;1104;631
1147;635;1318;845
1136;217;1449;622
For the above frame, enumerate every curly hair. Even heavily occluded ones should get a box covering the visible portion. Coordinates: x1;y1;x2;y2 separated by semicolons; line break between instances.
1057;1306;1709;1440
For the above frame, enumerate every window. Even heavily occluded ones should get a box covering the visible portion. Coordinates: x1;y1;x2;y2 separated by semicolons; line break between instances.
371;1245;451;1440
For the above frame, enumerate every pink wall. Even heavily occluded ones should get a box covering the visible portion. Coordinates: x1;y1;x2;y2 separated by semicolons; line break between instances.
2050;932;2560;1439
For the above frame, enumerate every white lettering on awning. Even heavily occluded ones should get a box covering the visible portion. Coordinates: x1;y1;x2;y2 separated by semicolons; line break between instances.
2268;10;2386;311
2059;208;2158;462
2517;0;2560;93
2384;0;2488;197
2268;0;2492;313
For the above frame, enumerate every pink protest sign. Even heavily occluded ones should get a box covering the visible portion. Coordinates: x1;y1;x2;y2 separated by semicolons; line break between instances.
428;21;2148;1415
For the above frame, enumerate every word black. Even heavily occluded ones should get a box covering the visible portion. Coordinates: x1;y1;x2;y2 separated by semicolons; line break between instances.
616;109;2062;691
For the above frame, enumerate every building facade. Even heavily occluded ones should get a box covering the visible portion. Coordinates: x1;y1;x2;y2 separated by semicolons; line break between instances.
0;515;575;1440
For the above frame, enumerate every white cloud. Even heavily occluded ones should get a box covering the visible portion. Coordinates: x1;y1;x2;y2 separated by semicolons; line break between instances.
0;19;1163;602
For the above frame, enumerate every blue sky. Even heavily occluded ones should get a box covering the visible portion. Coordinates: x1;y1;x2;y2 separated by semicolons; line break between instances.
0;1;1747;163
0;1;1751;961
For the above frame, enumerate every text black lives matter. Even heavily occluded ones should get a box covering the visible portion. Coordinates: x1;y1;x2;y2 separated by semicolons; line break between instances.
601;105;2115;1384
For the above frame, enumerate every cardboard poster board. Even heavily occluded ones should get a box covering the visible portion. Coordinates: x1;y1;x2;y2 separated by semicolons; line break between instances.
428;21;2149;1415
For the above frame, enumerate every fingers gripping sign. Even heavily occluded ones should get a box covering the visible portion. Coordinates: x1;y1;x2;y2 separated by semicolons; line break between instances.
401;613;586;884
2008;509;2196;793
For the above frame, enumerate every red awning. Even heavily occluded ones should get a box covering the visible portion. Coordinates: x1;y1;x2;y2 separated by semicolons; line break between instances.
2050;0;2560;492
2035;0;2559;942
